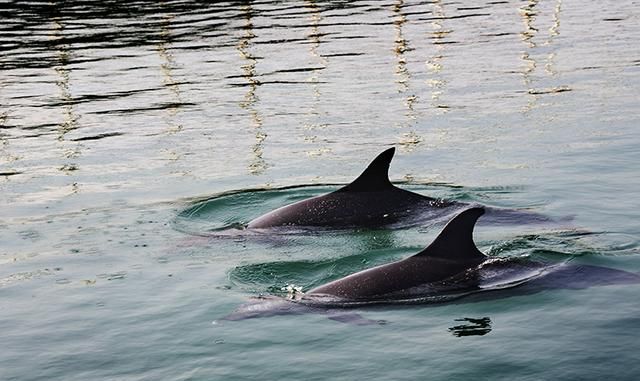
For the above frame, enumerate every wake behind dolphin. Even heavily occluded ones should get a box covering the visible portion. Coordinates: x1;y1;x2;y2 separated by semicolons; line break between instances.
223;208;640;323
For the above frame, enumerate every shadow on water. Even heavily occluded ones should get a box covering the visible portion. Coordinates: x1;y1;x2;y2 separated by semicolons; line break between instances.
448;317;492;337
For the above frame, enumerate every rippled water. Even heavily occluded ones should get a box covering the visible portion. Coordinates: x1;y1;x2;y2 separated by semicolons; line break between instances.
2;1;640;380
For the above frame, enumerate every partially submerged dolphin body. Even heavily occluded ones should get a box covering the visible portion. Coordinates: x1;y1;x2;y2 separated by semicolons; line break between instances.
247;148;553;231
223;208;639;323
305;207;488;302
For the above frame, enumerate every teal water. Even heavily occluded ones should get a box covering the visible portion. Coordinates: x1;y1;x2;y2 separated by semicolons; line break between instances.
2;1;640;380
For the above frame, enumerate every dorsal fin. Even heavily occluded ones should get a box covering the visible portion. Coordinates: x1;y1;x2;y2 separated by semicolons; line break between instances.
339;147;395;192
414;208;486;262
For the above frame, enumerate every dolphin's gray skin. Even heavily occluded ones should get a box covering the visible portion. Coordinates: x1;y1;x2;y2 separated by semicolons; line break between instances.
247;147;450;229
306;207;487;301
247;148;553;231
223;208;640;323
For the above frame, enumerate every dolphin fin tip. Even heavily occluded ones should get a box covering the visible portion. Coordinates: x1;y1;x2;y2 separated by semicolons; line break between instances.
416;207;486;261
340;147;396;192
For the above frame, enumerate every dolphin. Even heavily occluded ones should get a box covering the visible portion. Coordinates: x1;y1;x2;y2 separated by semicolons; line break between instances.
223;208;640;323
247;148;554;231
303;207;488;302
247;147;444;229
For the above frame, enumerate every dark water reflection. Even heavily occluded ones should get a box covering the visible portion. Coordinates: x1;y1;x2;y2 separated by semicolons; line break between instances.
449;316;492;337
1;0;569;129
5;0;632;183
2;1;403;69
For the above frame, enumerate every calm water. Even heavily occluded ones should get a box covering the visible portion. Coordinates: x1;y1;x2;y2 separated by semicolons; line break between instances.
2;0;640;380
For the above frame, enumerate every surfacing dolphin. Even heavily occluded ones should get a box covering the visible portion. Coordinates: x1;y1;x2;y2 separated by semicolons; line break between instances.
247;148;554;231
223;208;639;323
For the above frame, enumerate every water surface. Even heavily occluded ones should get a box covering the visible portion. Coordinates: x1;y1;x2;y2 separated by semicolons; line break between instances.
2;1;640;380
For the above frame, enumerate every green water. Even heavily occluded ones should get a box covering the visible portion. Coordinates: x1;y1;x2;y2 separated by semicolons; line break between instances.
2;1;640;380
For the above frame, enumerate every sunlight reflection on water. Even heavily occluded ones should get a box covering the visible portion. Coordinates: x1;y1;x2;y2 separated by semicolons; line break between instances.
2;1;640;380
